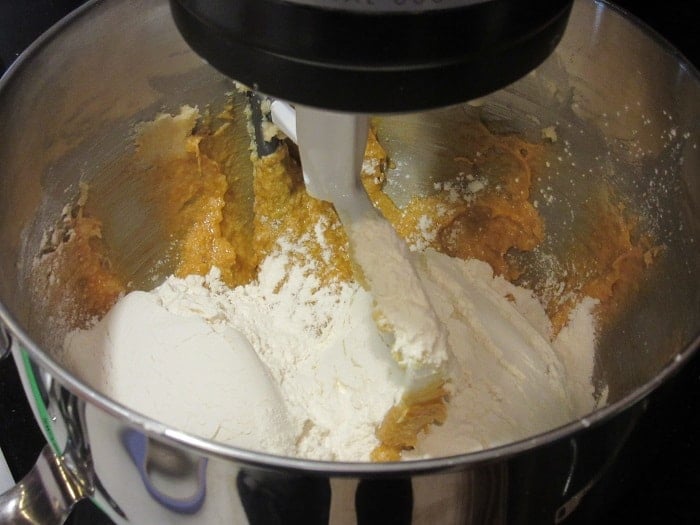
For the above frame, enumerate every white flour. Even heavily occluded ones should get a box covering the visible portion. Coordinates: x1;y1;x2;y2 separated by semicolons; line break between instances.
65;236;410;461
347;215;450;387
63;229;603;461
404;258;600;458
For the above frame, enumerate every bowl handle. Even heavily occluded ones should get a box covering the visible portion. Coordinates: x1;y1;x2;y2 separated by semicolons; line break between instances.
0;444;88;524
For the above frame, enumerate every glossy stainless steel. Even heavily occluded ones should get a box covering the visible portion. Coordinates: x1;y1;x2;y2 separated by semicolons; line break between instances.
0;444;88;524
0;0;698;523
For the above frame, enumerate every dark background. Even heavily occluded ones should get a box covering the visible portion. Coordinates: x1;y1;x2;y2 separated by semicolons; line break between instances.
0;1;698;523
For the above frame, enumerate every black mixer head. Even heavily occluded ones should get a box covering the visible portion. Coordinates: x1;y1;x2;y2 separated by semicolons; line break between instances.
170;0;573;113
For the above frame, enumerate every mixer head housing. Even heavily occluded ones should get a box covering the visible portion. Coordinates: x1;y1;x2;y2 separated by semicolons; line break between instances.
170;0;574;112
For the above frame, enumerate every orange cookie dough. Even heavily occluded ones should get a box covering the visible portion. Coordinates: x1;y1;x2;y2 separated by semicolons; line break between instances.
371;383;449;462
362;122;544;281
139;107;353;288
33;185;125;330
250;146;353;285
543;190;663;333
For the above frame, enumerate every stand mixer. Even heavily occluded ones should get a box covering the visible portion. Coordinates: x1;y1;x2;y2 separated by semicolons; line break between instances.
169;0;573;112
168;0;575;389
169;0;574;202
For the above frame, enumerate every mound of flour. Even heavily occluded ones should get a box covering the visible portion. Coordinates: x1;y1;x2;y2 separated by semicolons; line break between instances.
63;235;602;461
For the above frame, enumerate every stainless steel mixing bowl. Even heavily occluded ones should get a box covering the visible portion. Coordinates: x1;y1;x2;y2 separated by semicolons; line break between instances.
0;0;698;523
